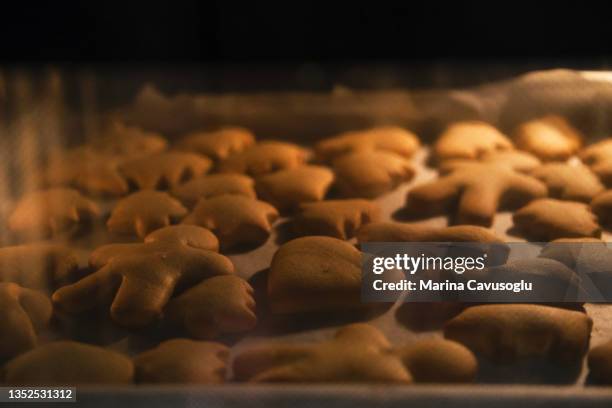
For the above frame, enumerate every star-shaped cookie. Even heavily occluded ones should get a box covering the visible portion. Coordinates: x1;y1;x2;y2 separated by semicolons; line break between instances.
512;115;583;161
433;121;513;163
176;127;256;161
217;141;308;176
88;120;167;158
531;163;604;202
171;174;256;207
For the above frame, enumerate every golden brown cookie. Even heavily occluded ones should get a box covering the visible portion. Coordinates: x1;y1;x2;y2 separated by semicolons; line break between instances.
8;188;100;238
0;243;79;291
444;304;592;364
591;190;612;228
255;165;335;211
357;222;504;243
315;126;420;160
531;163;604;202
293;199;381;240
588;339;612;384
268;236;363;314
405;163;546;226
171;174;256;207
4;341;134;385
513;198;601;240
579;139;612;186
107;190;188;238
439;150;541;174
134;339;229;384
512;115;583;161
175;127;256;161
217;141;308;176
89;120;167;157
52;228;234;328
333;151;415;198
433;121;513;163
144;225;219;252
182;195;278;249
164;275;256;339
0;283;52;361
120;151;212;190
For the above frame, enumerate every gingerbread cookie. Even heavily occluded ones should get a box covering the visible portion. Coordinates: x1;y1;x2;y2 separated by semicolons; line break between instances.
255;165;335;211
512;115;582;161
444;304;592;364
0;283;52;360
53;228;234;327
293;199;381;240
513;198;601;240
176;127;256;161
405;163;546;226
588;339;612;384
439;150;541;174
182;195;278;250
217;141;308;176
120;151;212;190
4;341;134;385
433;121;513;163
590;190;612;228
107;190;188;238
145;225;219;252
171;174;256;207
333;151;415;198
579;139;612;186
8;188;100;238
89;120;167;158
134;339;229;383
531;163;604;202
315;126;420;160
164;275;256;339
357;222;504;243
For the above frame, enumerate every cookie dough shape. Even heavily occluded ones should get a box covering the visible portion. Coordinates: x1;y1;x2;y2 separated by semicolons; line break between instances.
217;141;308;176
182;195;278;250
107;190;188;238
357;222;504;243
171;174;256;207
579;139;612;186
588;339;612;384
439;150;541;174
531;163;604;202
293;199;381;240
513;115;583;161
89;120;167;158
315;126;420;160
513;198;601;240
176;127;256;161
145;225;219;252
333;151;415;198
591;190;612;228
405;163;546;227
134;339;229;384
120;151;212;190
433;121;513;163
255;165;335;211
52;227;234;327
444;304;592;364
0;283;52;360
4;341;134;385
8;188;100;238
234;323;476;383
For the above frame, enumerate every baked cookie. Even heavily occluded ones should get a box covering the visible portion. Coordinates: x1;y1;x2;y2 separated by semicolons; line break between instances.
134;339;229;384
293;199;381;240
120;151;212;190
107;190;188;238
171;174;256;207
333;151;415;198
268;236;363;314
405;163;546;226
45;147;129;196
513;198;601;240
89;120;167;157
182;195;278;250
144;225;219;252
315;126;420;160
357;222;504;243
234;323;476;383
538;237;606;270
531;163;604;202
433;121;513;163
217;141;308;176
0;243;79;291
255;165;335;211
175;127;256;161
588;339;612;384
164;275;256;339
579;139;612;186
4;341;134;385
52;227;234;328
439;150;541;174
444;304;592;364
591;190;612;228
0;283;52;360
8;188;100;238
512;115;582;161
